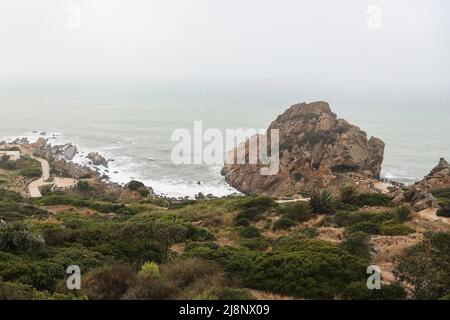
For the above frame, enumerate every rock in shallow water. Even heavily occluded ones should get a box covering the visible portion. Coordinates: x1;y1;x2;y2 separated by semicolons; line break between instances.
87;152;108;167
64;144;77;160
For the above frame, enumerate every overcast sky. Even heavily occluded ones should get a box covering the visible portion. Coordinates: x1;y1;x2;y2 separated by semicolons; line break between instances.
0;0;449;95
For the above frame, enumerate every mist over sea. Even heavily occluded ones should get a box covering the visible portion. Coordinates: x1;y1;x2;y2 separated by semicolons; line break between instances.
1;80;449;198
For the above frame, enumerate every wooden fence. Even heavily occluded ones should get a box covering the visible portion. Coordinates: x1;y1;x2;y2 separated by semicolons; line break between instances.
375;176;406;188
51;183;78;192
346;173;405;194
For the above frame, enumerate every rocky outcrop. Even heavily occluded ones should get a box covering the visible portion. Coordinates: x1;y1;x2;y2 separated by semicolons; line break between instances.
31;138;79;162
51;159;96;179
388;187;439;211
386;159;450;211
87;152;108;167
222;101;385;197
29;138;102;179
414;158;450;191
64;144;77;160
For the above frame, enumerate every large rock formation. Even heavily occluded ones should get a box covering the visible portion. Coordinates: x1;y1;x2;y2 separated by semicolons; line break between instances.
388;187;439;211
64;144;78;161
414;158;450;191
31;138;78;161
87;152;108;167
222;101;385;197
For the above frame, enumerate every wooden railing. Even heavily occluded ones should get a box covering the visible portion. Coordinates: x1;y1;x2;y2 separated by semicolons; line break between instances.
368;182;382;193
375;176;406;188
346;173;366;182
51;183;78;192
346;173;405;194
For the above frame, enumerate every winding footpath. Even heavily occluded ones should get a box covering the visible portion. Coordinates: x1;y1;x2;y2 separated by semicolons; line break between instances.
28;155;77;198
28;156;51;197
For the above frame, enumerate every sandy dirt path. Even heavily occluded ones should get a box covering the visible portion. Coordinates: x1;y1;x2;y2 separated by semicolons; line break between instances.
276;198;310;204
28;156;51;197
28;155;76;197
418;208;450;225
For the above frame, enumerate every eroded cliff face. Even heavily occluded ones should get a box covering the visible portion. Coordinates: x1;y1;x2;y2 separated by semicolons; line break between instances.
222;101;385;197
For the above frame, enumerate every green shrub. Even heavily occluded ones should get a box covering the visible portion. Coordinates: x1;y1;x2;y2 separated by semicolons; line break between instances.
20;167;42;178
380;221;415;236
436;206;450;218
235;208;264;222
137;187;150;197
272;229;318;252
184;224;215;242
239;227;260;239
76;180;92;191
40;184;54;197
159;258;225;299
355;193;391;207
339;232;371;260
46;246;109;273
347;221;380;235
0;280;84;300
127;180;145;191
82;264;137;300
395;232;450;299
300;228;318;239
186;240;367;299
0;157;17;170
249;244;367;299
394;205;412;222
0;253;65;291
123;274;172;300
234;218;251;227
273;238;336;253
231;195;277;211
432;188;450;199
334;210;393;227
185;241;219;251
240;238;270;251
38;195;125;214
139;261;160;278
340;183;358;204
276;202;312;222
0;281;36;300
184;246;258;280
218;288;255;300
342;281;406;300
0;222;45;254
334;201;360;211
0;191;49;222
310;189;335;214
273;217;294;231
151;198;170;208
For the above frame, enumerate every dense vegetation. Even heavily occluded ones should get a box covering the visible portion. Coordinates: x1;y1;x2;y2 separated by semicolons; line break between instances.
0;155;42;178
0;177;449;300
433;188;450;218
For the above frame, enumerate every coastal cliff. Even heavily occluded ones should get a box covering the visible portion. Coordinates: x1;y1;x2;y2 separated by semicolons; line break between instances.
222;101;385;197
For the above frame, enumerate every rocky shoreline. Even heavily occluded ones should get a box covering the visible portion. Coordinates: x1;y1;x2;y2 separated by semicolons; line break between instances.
1;136;224;202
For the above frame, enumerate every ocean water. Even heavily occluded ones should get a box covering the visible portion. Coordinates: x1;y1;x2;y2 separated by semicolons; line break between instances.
1;80;449;197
